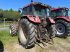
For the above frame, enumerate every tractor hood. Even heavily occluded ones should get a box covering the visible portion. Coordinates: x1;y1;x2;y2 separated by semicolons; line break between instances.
56;16;70;22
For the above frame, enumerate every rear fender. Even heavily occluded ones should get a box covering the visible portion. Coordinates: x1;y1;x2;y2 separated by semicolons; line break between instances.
21;15;41;23
48;17;55;24
56;17;70;22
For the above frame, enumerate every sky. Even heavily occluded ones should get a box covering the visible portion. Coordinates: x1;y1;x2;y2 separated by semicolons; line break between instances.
0;0;70;16
0;0;70;11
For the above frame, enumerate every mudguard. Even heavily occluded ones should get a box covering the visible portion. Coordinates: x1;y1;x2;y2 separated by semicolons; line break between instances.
21;15;41;23
48;17;55;24
56;16;70;22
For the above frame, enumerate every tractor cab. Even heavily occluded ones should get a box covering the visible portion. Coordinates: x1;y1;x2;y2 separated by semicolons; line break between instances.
20;2;51;19
50;7;69;19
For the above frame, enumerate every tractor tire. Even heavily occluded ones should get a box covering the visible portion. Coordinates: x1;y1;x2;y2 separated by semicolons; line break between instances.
45;24;56;44
55;20;69;38
68;23;70;36
47;24;56;39
9;24;18;36
18;18;36;49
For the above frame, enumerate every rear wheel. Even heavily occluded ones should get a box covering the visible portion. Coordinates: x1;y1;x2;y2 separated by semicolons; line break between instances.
18;18;36;49
55;20;69;38
47;24;56;39
50;24;56;38
45;24;56;44
68;23;70;36
9;24;18;36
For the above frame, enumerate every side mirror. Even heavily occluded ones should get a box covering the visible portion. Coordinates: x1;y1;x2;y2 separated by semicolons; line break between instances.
18;8;22;14
18;10;21;13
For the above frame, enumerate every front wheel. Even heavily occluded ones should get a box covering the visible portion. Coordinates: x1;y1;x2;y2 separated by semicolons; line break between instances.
18;18;36;49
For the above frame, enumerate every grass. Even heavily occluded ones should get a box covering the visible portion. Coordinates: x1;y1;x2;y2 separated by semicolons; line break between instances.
0;22;17;28
0;30;18;46
0;22;18;47
0;30;70;45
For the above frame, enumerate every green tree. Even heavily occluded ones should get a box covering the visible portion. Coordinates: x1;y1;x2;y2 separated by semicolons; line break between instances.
3;9;20;21
0;9;3;17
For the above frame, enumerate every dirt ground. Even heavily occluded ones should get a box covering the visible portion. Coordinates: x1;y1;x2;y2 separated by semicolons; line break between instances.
0;27;70;52
1;37;70;52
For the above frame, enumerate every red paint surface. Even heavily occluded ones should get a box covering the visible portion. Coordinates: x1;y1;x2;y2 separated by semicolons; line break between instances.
49;17;55;23
56;16;70;22
51;8;60;11
25;15;41;23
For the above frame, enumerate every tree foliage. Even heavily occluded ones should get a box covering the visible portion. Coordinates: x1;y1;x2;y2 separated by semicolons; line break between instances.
0;9;20;21
0;9;3;17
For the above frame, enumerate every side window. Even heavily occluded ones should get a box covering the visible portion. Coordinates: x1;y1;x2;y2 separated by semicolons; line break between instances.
28;6;32;15
65;10;68;17
46;9;50;16
22;8;27;15
22;9;24;14
50;11;56;18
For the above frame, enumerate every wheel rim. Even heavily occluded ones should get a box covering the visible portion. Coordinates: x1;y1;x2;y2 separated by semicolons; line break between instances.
10;29;12;34
56;23;66;35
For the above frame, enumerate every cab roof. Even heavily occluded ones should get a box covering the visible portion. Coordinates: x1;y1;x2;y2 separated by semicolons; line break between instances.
23;2;51;9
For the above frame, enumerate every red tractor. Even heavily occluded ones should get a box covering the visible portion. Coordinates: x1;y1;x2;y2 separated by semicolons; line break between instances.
10;2;56;48
50;7;70;38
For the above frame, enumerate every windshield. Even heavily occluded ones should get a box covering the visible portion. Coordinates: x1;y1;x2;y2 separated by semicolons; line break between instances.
34;5;50;17
50;9;68;18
